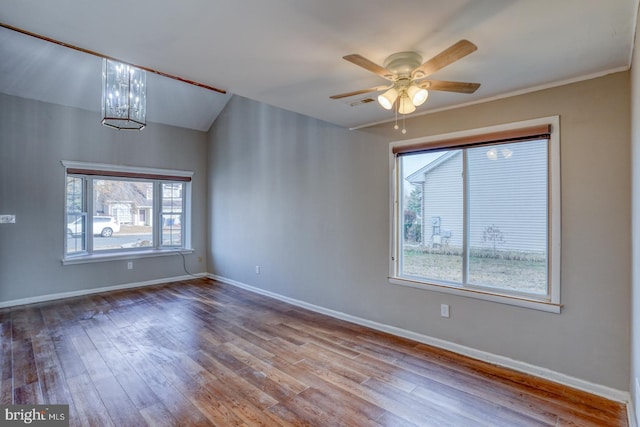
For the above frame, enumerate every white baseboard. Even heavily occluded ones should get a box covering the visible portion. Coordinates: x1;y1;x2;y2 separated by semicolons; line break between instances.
0;273;207;309
209;273;631;405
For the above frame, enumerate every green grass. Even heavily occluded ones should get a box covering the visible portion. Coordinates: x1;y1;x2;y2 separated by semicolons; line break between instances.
401;249;547;295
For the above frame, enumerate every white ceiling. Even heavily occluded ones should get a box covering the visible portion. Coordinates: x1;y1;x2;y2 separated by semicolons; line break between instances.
0;0;637;131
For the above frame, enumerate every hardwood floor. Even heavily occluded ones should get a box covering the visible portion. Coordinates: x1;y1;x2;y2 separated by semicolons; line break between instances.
0;278;628;426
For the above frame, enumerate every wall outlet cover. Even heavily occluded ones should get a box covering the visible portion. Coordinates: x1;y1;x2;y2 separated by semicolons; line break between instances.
0;215;16;224
441;304;450;318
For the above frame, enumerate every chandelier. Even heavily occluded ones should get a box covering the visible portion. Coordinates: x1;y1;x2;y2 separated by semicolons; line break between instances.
101;59;146;130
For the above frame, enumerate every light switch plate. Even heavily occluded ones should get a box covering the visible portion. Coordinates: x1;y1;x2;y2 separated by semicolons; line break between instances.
0;215;16;224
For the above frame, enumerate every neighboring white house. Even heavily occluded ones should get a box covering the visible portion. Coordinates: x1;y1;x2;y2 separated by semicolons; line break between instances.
94;182;183;227
405;140;548;254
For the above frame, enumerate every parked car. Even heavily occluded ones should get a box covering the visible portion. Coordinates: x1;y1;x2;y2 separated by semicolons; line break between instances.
68;216;120;237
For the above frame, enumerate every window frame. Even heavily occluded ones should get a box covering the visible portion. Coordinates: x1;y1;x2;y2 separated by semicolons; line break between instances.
158;181;187;248
389;116;561;313
62;161;194;264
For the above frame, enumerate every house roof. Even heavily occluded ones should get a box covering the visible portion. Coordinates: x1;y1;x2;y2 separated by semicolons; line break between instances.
0;1;636;130
406;151;459;184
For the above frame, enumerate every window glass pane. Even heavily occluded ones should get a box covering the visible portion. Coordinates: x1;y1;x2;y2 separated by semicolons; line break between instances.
162;213;182;246
64;165;192;260
93;179;153;250
66;176;86;255
161;183;183;247
400;151;463;283
467;139;548;295
66;213;86;254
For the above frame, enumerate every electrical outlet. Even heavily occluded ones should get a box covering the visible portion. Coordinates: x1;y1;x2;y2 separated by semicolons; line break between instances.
255;265;261;275
197;256;203;263
127;261;133;270
440;304;450;318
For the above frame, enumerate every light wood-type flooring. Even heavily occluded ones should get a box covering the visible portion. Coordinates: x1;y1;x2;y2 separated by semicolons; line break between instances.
0;278;629;426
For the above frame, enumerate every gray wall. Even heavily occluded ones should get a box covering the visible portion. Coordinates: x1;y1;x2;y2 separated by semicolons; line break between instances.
209;72;630;391
0;93;208;302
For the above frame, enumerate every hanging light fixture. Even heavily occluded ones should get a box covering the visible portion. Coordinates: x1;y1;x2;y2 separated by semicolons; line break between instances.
101;59;146;130
376;78;429;134
407;85;428;106
397;92;416;115
381;83;423;134
376;84;428;112
377;88;398;110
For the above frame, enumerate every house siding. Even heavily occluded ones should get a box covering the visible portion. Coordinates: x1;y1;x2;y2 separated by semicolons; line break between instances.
421;151;463;247
414;139;547;253
467;140;547;253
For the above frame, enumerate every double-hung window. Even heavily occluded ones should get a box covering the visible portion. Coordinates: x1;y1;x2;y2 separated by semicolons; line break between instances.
390;117;561;312
63;161;193;263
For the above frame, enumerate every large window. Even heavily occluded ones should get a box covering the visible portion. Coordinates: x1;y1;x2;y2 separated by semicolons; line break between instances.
390;117;560;312
63;161;193;262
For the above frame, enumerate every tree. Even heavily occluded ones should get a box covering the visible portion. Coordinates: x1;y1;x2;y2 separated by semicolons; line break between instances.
404;185;422;243
406;185;422;216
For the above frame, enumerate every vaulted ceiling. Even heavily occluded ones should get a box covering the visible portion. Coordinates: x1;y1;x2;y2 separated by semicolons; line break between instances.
0;1;636;131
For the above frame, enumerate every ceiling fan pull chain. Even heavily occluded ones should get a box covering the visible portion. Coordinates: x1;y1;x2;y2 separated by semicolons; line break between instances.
393;103;399;130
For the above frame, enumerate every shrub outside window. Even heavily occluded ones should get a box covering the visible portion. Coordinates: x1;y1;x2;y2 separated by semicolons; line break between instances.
390;117;561;312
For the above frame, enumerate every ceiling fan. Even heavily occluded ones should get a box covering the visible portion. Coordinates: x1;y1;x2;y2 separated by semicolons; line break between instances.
330;40;481;119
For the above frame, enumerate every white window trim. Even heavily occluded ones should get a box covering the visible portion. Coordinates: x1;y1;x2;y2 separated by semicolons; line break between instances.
389;116;561;313
62;160;194;264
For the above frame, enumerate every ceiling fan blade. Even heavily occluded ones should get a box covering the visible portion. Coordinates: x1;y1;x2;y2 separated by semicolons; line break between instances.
419;80;480;94
329;85;390;99
343;54;395;80
412;40;478;78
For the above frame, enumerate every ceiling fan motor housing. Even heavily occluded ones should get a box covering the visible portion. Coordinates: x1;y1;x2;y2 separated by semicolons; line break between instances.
383;51;423;79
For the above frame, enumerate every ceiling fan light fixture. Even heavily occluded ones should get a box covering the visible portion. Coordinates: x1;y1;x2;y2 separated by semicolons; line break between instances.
377;88;398;110
407;85;428;106
397;93;416;114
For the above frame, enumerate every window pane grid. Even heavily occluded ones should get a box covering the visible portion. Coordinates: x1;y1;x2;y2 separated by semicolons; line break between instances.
161;182;184;247
66;212;86;255
66;176;86;256
64;167;190;259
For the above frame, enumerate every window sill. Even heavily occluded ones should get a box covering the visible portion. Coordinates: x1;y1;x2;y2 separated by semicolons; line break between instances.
389;276;562;313
62;248;194;265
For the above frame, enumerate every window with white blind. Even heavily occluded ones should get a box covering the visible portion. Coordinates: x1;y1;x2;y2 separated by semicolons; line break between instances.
62;161;193;264
390;117;561;312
